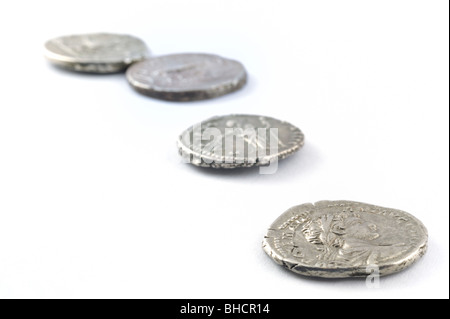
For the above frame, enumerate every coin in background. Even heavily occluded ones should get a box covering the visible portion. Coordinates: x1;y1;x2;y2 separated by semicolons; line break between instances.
44;33;149;73
126;53;247;101
263;200;428;278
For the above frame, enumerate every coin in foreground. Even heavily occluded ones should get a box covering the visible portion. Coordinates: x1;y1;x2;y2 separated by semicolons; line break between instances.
126;53;247;101
178;114;304;169
44;33;149;73
263;200;427;278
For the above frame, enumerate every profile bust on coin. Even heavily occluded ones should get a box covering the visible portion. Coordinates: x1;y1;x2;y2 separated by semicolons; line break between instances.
301;212;402;267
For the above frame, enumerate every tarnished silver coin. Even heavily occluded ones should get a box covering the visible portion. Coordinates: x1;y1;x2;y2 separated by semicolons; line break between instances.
178;114;304;169
126;53;247;101
263;200;428;278
44;33;149;73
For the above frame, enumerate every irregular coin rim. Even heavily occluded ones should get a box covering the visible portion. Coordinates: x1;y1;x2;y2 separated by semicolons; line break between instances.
262;200;428;278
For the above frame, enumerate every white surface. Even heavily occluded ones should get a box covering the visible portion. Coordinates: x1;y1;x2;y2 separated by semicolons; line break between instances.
0;0;448;299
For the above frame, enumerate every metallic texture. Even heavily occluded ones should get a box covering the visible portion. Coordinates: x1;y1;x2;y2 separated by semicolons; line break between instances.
263;200;428;278
178;114;304;168
44;33;149;73
126;53;247;101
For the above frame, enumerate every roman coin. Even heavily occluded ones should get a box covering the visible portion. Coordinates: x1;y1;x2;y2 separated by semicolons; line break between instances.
44;33;149;73
177;114;304;169
126;53;247;101
263;200;428;278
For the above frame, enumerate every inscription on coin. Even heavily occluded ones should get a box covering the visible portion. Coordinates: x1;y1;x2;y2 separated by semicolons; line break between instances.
263;200;428;278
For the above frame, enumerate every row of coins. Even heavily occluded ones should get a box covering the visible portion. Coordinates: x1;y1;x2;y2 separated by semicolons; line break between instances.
44;33;247;101
44;32;427;279
44;32;305;169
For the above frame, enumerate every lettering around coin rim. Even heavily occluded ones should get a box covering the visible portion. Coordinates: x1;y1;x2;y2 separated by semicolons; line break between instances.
263;200;428;278
44;33;150;73
177;114;304;169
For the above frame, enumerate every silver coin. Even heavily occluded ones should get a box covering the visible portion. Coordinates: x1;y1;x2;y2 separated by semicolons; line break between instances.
178;114;304;169
44;33;149;73
263;200;428;278
126;53;247;101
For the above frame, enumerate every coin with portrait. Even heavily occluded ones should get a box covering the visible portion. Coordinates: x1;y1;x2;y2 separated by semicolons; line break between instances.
263;200;428;278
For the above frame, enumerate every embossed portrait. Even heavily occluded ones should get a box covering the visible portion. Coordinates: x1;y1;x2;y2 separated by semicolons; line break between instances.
298;212;405;267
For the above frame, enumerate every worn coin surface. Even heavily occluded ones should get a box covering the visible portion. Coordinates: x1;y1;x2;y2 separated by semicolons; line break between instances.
263;200;428;278
44;33;149;73
126;53;247;101
178;114;304;169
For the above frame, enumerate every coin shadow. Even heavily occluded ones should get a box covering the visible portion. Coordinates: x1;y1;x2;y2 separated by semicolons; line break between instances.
47;63;126;77
185;142;322;182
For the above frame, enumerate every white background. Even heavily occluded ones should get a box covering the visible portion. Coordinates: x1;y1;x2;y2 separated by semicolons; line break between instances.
0;0;448;299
